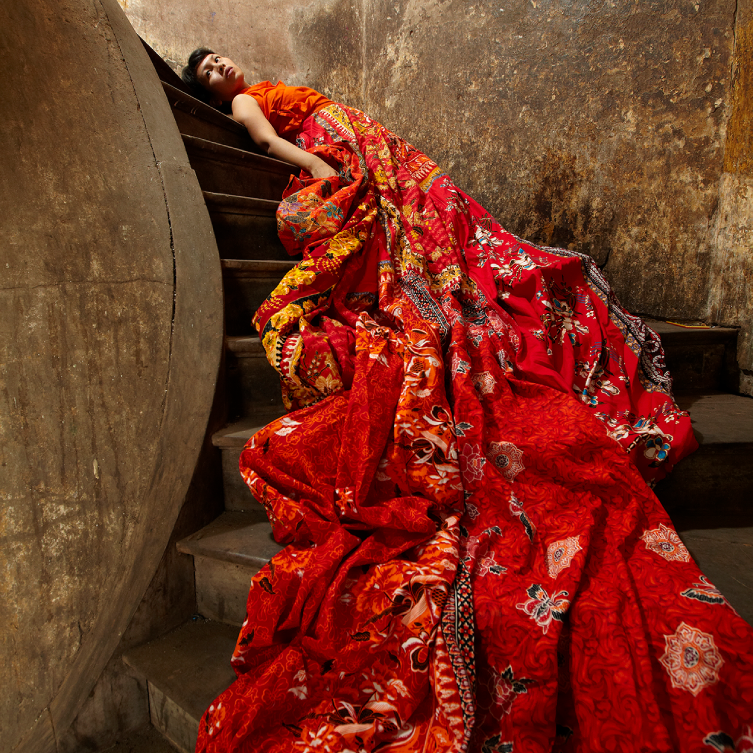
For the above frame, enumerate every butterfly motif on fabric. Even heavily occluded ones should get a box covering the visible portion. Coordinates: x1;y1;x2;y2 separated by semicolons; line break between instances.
681;576;727;606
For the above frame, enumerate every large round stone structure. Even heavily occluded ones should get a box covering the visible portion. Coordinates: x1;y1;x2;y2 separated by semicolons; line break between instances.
0;0;223;749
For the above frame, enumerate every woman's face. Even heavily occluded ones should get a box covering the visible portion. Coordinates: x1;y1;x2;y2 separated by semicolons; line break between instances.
196;54;246;101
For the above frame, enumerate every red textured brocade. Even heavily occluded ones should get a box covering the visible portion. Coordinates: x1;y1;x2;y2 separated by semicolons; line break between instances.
196;105;753;753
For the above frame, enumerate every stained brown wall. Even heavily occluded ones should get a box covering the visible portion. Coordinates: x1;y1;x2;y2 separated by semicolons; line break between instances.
708;0;753;394
0;0;223;749
125;0;752;392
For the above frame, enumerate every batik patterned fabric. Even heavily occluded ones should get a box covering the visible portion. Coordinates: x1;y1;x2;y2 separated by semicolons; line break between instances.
196;103;753;753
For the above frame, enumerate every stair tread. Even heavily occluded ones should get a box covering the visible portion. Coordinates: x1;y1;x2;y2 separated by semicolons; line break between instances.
222;258;297;274
203;191;279;214
675;392;753;447
226;335;264;355
177;511;282;567
162;81;253;143
210;393;752;452
212;412;286;448
645;318;738;345
183;134;292;174
122;618;238;724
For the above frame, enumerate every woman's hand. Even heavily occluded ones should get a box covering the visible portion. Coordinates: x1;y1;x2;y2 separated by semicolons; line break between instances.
308;159;338;180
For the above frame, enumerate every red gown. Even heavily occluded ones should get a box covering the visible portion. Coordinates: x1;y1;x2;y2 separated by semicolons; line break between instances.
196;86;753;753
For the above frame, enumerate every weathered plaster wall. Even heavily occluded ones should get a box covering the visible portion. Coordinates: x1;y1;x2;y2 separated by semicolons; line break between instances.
119;0;364;104
359;0;735;325
708;0;753;394
0;0;223;749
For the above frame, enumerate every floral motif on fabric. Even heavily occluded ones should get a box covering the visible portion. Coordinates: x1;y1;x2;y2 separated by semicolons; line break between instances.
465;502;480;520
194;99;753;753
535;281;589;354
463;526;506;578
204;701;226;739
681;576;727;606
644;434;672;465
459;443;486;482
274;416;302;437
641;523;691;563
546;536;582;579
516;584;571;634
704;726;753;752
572;357;621;406
450;352;470;375
509;492;536;541
477;551;506;577
472;370;496;395
486;441;525;480
491;665;535;716
660;622;724;696
597;409;677;470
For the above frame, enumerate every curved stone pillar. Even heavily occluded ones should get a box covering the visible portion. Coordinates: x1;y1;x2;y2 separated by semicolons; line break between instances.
0;0;223;750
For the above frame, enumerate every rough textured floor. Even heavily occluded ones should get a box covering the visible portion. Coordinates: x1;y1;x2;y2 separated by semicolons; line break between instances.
677;525;753;627
103;726;178;752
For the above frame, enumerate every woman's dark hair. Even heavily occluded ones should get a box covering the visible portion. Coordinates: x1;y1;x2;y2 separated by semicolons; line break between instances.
181;47;215;103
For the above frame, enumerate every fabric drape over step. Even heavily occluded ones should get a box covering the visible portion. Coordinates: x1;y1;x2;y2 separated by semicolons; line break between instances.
197;103;753;753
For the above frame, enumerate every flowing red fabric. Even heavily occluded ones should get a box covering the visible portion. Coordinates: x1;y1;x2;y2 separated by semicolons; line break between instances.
196;103;753;753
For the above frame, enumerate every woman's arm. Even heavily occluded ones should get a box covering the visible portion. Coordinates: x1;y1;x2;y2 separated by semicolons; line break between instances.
232;94;337;179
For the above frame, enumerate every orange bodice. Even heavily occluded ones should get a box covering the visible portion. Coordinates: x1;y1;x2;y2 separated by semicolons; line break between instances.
238;81;334;139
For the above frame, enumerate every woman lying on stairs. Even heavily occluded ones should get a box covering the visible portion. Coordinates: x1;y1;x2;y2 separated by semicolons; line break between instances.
182;48;753;753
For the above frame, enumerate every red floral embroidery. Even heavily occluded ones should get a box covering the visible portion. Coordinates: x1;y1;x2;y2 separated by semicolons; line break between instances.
486;441;525;480
546;536;582;579
195;102;753;753
460;443;486;482
660;623;724;696
641;523;691;562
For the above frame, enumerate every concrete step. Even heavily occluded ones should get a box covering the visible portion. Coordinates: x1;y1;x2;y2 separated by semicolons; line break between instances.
225;335;285;420
674;525;753;627
656;391;753;519
162;81;257;152
177;511;282;626
184;135;292;202
212;413;286;511
122;618;239;753
645;319;739;393
203;192;288;261
213;392;752;518
222;259;296;336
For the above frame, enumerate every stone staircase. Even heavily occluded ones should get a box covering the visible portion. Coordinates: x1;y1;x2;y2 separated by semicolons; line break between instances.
122;46;753;753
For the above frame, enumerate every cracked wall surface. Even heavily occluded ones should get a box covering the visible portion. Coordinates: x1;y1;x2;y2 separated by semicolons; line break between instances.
1;4;170;747
1;0;222;749
121;0;751;390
